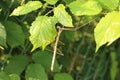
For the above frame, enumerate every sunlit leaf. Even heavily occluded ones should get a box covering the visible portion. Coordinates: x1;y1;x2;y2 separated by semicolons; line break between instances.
32;51;60;72
49;16;58;27
30;16;57;51
68;0;102;16
63;0;74;4
94;11;120;52
54;73;73;80
44;0;58;5
54;4;73;27
4;55;28;75
0;72;9;80
25;64;48;80
9;74;20;80
3;21;25;48
0;23;7;47
98;0;119;11
10;1;42;16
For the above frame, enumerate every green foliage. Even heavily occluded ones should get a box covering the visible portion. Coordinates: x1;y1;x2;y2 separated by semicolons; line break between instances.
63;0;74;4
0;23;6;47
32;51;60;72
11;1;42;16
4;55;28;75
25;64;48;80
44;0;58;5
0;0;120;80
0;72;20;80
98;0;119;11
3;21;25;48
54;4;73;27
9;74;20;80
68;0;102;16
94;11;120;51
29;16;57;51
54;73;73;80
0;72;10;80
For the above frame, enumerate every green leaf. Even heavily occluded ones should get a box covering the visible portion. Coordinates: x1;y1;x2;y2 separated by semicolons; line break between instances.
0;22;7;47
4;55;28;75
98;0;119;11
110;52;118;80
94;11;120;52
3;21;25;48
68;0;102;16
9;74;20;80
54;73;73;80
44;0;58;5
54;4;73;27
32;51;60;72
10;1;42;16
0;72;10;80
29;16;57;51
25;64;48;80
49;16;58;27
63;0;74;4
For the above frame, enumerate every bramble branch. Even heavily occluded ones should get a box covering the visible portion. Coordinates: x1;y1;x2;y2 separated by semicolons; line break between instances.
51;26;63;71
51;17;96;71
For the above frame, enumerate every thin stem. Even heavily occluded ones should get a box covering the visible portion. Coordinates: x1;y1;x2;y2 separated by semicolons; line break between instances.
45;9;53;16
83;53;97;80
20;0;25;5
51;26;63;71
100;58;110;80
80;43;91;72
93;50;106;80
68;44;82;74
61;17;97;31
22;43;32;54
37;3;48;16
68;54;77;74
8;48;13;55
45;48;64;56
4;0;14;21
46;6;54;9
9;0;14;8
1;48;13;71
21;15;27;21
50;17;96;71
